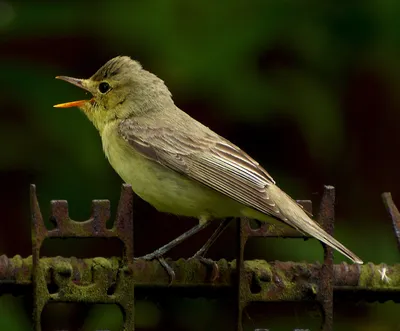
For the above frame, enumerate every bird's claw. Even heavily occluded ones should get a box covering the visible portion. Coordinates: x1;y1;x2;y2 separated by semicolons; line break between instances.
137;254;176;285
156;256;176;285
188;255;219;282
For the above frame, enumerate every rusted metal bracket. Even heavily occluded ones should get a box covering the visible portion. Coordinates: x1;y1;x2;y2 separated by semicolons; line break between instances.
30;184;135;331
237;186;336;331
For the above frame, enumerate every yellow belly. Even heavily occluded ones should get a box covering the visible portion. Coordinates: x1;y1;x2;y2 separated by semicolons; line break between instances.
101;123;244;219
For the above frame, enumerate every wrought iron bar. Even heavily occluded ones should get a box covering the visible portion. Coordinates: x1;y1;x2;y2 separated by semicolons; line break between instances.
1;255;399;293
0;184;399;330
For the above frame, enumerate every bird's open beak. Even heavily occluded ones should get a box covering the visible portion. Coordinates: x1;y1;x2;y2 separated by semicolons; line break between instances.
54;76;94;108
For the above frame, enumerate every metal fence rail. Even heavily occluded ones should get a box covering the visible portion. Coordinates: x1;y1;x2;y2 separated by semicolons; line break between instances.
0;184;399;330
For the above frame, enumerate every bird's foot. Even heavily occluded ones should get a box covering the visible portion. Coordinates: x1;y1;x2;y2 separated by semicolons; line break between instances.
188;254;219;282
138;253;176;285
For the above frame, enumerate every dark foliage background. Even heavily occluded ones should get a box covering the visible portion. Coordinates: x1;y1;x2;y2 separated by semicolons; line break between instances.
0;1;399;330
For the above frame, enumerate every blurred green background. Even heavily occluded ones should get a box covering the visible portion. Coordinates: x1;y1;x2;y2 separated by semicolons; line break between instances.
0;0;399;330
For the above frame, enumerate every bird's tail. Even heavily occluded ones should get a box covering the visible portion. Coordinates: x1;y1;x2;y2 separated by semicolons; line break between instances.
268;185;363;264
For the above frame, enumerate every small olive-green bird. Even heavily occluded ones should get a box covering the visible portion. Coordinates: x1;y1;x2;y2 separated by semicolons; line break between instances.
55;56;362;265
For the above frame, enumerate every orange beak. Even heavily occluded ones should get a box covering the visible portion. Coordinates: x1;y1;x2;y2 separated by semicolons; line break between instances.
54;76;93;108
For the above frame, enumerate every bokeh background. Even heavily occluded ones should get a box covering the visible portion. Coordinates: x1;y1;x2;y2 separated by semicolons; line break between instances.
0;1;399;330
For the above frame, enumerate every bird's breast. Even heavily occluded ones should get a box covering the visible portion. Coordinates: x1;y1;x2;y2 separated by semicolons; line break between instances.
100;123;241;219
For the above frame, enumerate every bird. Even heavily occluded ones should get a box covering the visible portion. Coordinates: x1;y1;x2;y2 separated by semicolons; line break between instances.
54;56;363;279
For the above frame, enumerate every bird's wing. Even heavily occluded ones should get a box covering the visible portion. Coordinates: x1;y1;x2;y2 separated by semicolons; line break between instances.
119;119;364;264
119;118;307;220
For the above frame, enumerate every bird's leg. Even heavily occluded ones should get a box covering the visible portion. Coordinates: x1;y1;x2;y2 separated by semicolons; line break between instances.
189;218;233;281
141;218;212;259
138;218;212;283
192;218;232;257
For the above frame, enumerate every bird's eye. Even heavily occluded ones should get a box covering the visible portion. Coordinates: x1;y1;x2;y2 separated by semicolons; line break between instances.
98;82;110;94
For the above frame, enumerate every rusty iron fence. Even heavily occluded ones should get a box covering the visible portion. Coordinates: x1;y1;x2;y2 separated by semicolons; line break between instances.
0;184;399;330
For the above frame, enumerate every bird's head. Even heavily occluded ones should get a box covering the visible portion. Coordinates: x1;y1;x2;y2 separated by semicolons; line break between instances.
54;56;173;132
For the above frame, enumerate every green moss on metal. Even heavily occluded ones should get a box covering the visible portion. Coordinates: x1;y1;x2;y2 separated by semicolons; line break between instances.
274;264;305;301
53;258;73;275
92;257;113;270
66;220;99;237
5;255;399;298
11;255;23;270
359;263;400;288
245;260;273;279
10;255;33;284
243;260;312;301
30;255;135;330
309;283;318;295
33;258;51;326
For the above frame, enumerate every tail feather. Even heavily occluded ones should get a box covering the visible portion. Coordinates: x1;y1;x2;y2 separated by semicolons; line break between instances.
268;185;363;264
